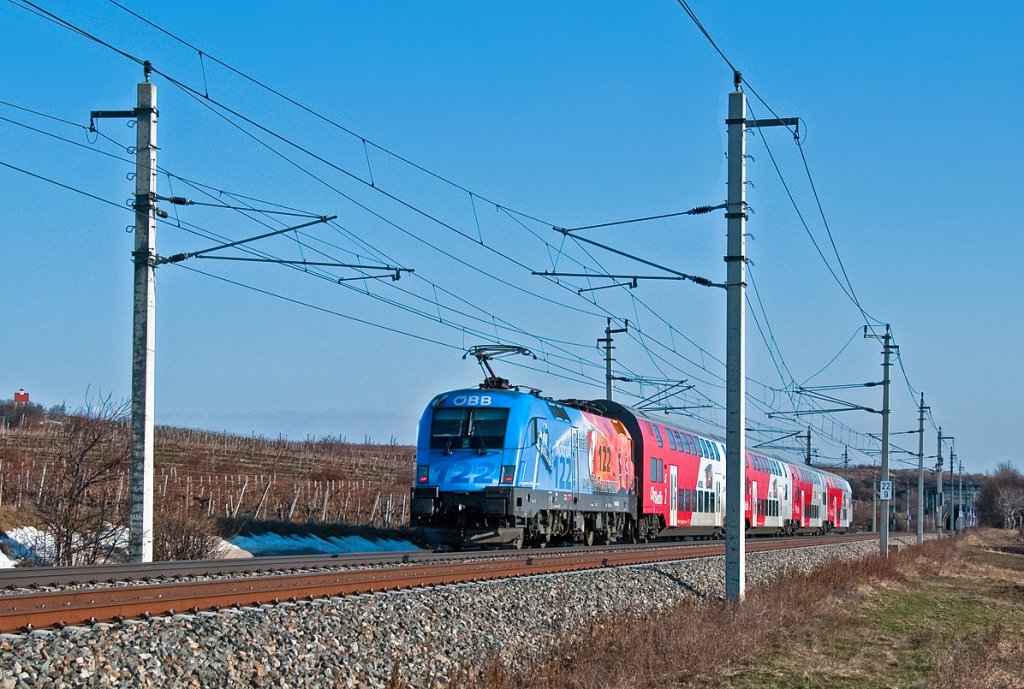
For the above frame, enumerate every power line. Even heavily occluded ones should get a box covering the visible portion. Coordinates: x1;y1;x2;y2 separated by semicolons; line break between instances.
156;171;613;380
8;1;798;438
102;0;553;229
0;159;129;211
9;0;926;460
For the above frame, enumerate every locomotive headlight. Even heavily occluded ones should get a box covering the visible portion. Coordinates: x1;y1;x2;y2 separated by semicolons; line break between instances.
416;465;429;484
500;465;516;484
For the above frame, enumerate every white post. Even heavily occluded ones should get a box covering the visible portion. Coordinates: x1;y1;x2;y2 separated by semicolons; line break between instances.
725;77;747;603
935;428;944;537
129;79;157;562
917;393;925;545
957;460;964;531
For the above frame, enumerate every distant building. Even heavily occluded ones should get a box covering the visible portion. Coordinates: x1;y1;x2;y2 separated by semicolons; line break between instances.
13;388;29;404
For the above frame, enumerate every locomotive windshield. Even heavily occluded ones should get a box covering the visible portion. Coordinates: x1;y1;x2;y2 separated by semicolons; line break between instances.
430;407;509;451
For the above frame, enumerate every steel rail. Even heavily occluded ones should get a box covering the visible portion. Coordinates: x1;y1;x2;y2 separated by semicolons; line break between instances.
0;536;795;589
0;535;873;633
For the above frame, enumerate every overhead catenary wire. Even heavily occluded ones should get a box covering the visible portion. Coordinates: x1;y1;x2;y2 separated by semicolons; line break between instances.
4;2;795;439
6;0;755;408
7;0;929;463
0;159;130;212
674;0;939;440
0;123;608;384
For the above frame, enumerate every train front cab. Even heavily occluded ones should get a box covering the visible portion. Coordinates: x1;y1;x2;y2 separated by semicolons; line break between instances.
410;389;634;547
410;389;528;546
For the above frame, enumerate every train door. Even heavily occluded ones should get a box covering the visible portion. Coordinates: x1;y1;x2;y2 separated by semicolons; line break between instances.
669;465;678;527
751;481;757;526
571;427;581;501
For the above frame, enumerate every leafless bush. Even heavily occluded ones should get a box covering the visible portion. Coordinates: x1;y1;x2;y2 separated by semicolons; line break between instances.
153;507;225;561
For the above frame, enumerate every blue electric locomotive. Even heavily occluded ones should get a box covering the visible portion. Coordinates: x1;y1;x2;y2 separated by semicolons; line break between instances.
409;387;636;547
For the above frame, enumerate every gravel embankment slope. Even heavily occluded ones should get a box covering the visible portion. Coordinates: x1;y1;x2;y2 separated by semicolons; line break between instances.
0;537;910;689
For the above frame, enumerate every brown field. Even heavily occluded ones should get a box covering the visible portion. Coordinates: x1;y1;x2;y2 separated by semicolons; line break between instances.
0;423;415;530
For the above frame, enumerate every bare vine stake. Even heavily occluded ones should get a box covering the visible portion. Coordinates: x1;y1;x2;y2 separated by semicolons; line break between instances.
369;492;380;526
254;481;272;520
287;484;301;521
231;478;249;519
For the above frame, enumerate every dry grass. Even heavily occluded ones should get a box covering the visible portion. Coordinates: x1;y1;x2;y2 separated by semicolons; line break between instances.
392;533;1024;689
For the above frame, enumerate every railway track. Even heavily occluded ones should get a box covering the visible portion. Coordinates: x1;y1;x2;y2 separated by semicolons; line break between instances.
0;534;873;633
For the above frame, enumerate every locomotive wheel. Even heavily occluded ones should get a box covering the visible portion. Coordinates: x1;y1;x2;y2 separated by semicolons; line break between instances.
511;534;524;550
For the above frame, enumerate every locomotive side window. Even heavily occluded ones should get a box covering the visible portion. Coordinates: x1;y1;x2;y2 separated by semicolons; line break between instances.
429;407;509;451
653;425;664;448
667;429;677;451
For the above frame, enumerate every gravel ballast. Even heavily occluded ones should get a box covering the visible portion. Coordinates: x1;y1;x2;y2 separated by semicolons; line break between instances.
0;537;912;688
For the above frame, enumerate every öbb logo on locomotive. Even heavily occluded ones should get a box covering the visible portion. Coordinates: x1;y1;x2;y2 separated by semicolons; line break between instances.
410;385;851;548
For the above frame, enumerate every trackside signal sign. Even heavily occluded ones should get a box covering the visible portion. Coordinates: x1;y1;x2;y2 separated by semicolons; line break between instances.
879;481;893;500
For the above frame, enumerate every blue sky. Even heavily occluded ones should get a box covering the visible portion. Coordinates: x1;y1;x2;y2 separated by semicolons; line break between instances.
2;1;1020;474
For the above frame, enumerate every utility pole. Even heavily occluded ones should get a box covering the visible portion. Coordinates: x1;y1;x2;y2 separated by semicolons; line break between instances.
598;318;628;400
936;428;945;537
93;67;158;563
957;458;964;531
843;446;849;470
805;427;812;466
905;480;911;532
865;325;894;555
949;439;956;534
916;393;927;545
724;75;748;604
130;75;158;563
871;473;877;533
724;73;796;602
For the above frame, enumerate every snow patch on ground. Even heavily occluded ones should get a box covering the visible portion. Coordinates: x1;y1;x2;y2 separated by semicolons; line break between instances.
230;532;420;557
214;538;252;559
0;525;417;565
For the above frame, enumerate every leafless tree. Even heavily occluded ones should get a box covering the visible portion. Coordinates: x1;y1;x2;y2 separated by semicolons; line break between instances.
29;395;130;565
976;462;1024;529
